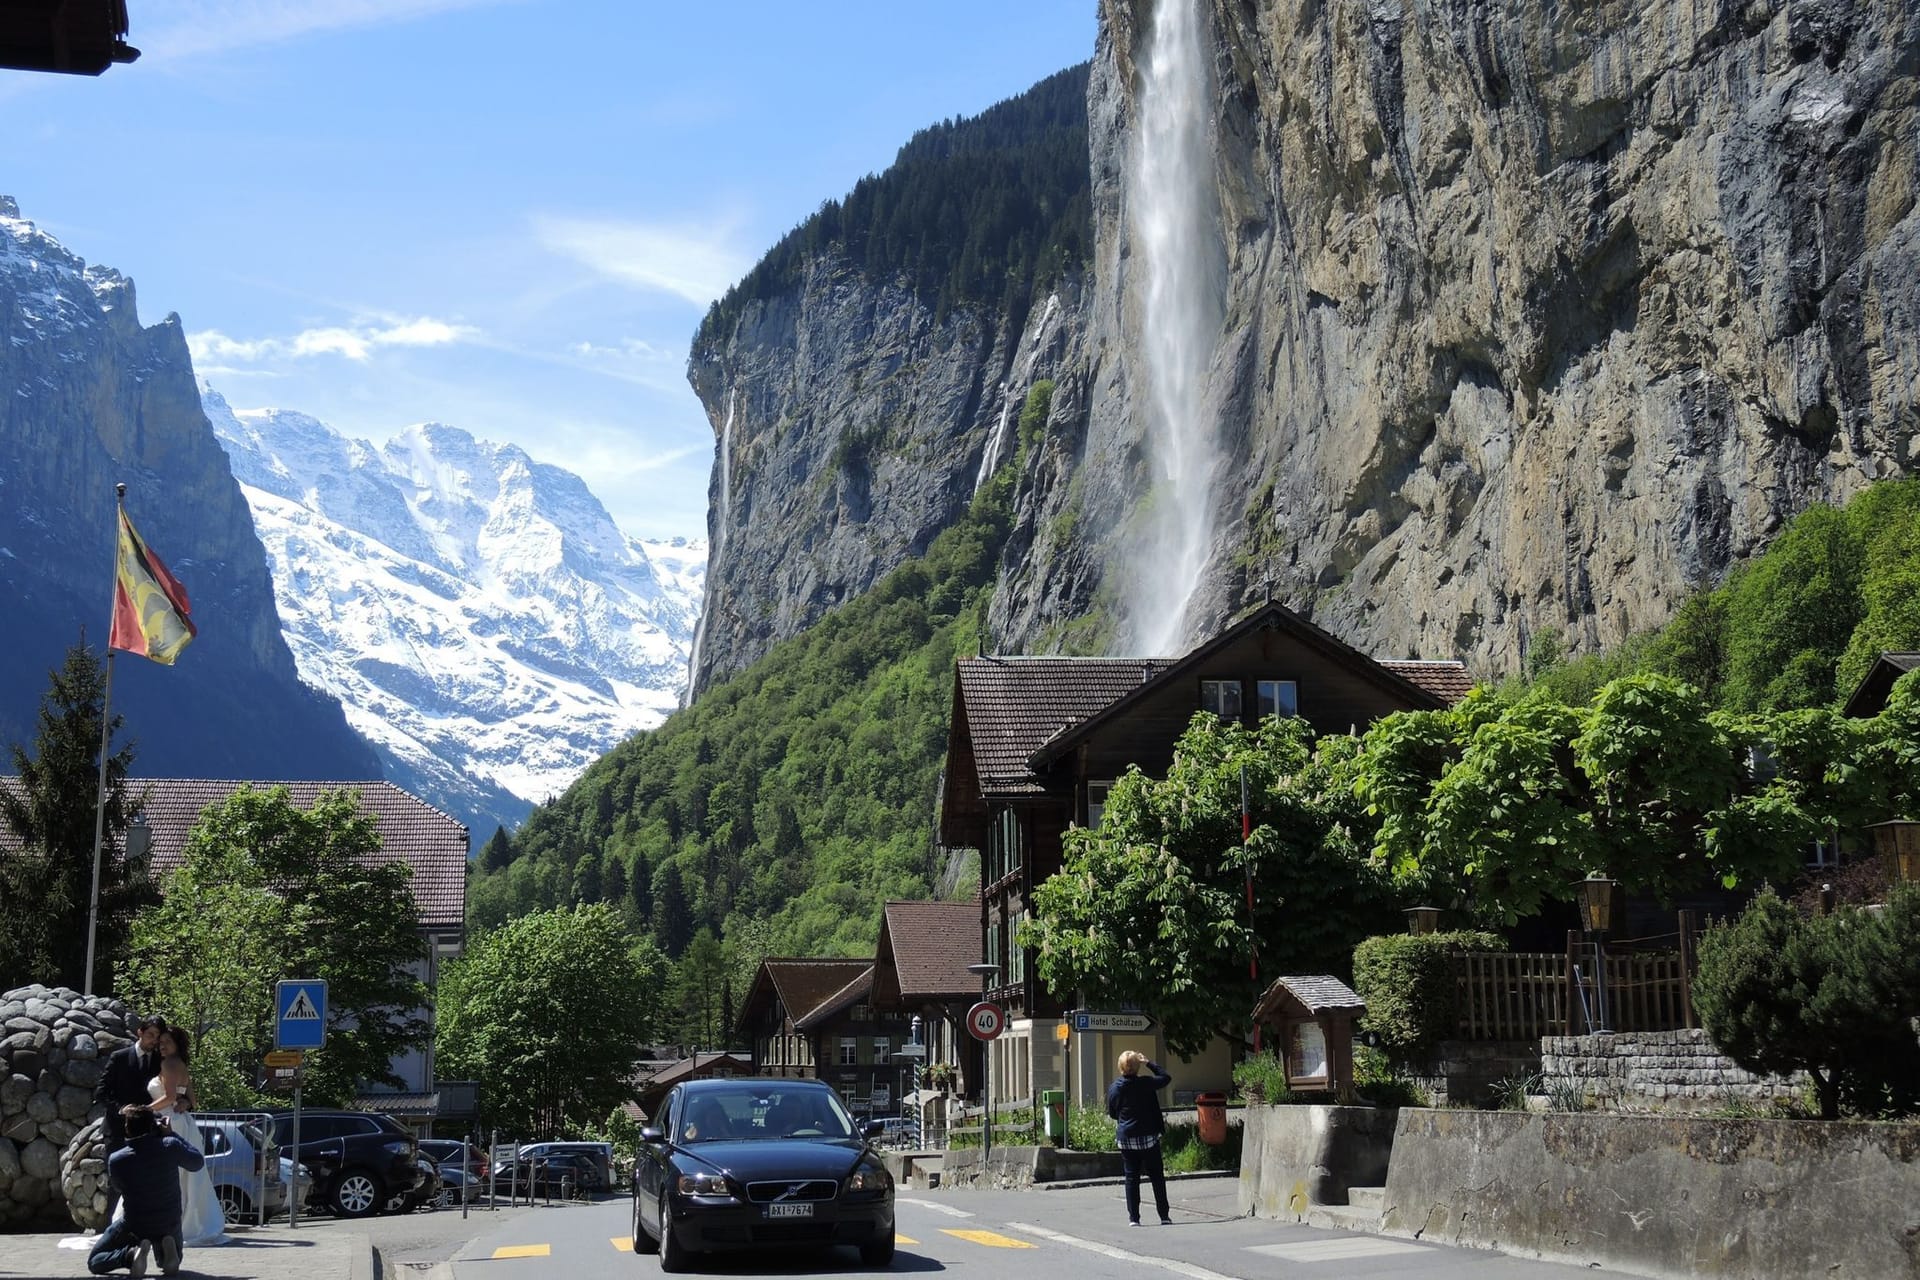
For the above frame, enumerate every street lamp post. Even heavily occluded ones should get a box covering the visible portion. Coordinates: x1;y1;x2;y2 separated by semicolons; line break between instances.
966;961;1000;1161
1575;874;1618;1034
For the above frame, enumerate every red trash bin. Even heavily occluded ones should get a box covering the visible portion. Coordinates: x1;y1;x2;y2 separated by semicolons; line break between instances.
1195;1091;1228;1145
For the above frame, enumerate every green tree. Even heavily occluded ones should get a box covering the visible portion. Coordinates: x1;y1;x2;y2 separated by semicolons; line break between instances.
119;786;428;1105
0;641;154;993
1718;506;1863;711
479;827;513;872
1026;714;1397;1057
1693;887;1920;1119
436;904;664;1137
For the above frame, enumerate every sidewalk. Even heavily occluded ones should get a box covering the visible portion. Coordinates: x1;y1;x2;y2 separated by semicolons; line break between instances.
0;1223;373;1280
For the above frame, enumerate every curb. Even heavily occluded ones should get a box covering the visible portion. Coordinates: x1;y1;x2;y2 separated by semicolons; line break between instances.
1036;1170;1235;1192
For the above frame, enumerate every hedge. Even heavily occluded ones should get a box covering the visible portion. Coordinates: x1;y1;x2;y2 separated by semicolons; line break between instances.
1352;930;1506;1063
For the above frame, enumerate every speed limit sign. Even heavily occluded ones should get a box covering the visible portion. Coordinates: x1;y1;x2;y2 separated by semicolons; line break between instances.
966;1000;1005;1041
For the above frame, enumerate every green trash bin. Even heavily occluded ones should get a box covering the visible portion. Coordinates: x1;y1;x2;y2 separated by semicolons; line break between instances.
1040;1088;1067;1146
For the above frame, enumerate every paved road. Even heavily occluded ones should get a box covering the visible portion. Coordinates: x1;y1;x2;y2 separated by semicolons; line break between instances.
425;1179;1642;1280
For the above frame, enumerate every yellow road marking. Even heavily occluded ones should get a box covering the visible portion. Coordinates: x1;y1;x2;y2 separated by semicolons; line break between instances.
612;1237;634;1252
941;1227;1037;1249
490;1244;551;1259
896;1234;919;1245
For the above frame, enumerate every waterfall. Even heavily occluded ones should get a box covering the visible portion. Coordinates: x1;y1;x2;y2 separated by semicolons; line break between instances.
685;389;735;698
974;382;1015;492
1127;0;1226;656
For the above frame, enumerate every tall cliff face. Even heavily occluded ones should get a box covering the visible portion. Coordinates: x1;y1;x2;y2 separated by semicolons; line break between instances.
686;67;1095;692
1057;0;1920;668
693;2;1919;682
0;198;382;782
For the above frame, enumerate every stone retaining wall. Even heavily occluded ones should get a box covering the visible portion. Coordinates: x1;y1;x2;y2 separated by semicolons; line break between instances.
1408;1040;1539;1107
1380;1108;1920;1277
1540;1030;1804;1110
1237;1104;1397;1218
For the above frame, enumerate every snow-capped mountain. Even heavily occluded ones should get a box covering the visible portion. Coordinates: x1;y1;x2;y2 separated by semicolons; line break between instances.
203;385;703;837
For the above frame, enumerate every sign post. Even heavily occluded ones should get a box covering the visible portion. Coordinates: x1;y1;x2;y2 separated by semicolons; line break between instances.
966;1000;1003;1164
1069;1009;1155;1034
275;980;326;1229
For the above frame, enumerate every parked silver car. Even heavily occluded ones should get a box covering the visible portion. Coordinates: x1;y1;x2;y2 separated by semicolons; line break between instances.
198;1115;311;1224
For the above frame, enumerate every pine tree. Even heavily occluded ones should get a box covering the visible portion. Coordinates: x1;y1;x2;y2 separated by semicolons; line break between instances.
479;826;513;872
0;641;155;993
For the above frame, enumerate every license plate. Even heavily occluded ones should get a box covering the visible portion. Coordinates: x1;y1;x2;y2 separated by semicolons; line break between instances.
766;1203;814;1219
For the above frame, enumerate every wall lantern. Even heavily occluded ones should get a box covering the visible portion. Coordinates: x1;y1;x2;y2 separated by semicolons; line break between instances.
1574;873;1618;936
1403;906;1441;936
1868;820;1920;887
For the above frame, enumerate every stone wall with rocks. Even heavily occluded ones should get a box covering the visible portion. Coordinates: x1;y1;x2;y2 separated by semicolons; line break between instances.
0;984;131;1228
1541;1029;1804;1110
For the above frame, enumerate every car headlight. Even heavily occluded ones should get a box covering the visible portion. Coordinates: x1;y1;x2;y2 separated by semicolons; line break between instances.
675;1172;733;1197
843;1164;890;1194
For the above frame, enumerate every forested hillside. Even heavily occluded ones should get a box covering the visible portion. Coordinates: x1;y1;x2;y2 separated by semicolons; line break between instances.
468;389;1053;984
697;63;1091;344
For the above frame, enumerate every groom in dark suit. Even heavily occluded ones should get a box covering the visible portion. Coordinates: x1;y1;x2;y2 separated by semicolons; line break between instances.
94;1014;165;1219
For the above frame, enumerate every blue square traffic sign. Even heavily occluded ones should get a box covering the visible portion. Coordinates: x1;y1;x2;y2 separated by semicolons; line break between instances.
275;979;327;1051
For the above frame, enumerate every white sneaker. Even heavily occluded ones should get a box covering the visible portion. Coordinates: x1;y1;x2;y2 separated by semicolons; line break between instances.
128;1241;149;1277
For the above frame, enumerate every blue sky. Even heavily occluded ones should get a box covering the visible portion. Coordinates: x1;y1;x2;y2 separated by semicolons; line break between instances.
6;1;1098;539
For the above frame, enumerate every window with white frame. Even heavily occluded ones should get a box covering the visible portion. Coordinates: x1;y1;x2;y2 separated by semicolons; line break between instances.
1009;910;1028;985
987;807;1022;881
986;919;1002;985
1201;679;1243;720
1257;679;1299;719
839;1037;858;1066
873;1037;890;1062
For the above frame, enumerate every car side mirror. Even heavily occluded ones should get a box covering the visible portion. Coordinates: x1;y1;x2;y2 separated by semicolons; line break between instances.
861;1120;884;1140
640;1126;665;1145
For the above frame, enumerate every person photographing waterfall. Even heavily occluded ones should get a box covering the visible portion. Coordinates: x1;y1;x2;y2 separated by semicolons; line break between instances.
1105;1050;1172;1227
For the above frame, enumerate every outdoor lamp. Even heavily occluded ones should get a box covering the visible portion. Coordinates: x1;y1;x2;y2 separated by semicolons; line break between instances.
1868;820;1920;887
1404;906;1441;936
1575;874;1617;935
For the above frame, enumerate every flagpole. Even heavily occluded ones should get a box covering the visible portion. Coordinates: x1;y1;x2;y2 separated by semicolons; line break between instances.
83;484;126;996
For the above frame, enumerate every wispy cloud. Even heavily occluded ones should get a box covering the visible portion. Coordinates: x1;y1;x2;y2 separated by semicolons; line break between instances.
189;316;478;364
533;215;752;307
140;0;523;60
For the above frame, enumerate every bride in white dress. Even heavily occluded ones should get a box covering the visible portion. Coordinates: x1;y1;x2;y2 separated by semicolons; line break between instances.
136;1025;228;1246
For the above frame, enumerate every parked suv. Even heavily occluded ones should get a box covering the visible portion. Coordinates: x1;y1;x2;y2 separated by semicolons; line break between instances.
265;1109;425;1218
513;1141;614;1191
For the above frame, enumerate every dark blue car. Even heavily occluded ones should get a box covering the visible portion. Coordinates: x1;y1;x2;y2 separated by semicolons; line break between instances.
631;1078;895;1271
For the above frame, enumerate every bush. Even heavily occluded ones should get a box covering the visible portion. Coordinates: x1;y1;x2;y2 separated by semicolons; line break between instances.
1353;1044;1428;1108
1352;930;1506;1064
1232;1053;1293;1104
1694;884;1920;1119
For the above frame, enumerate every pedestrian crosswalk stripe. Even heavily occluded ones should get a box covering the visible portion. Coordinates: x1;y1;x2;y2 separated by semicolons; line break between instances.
1008;1222;1240;1280
900;1196;974;1218
491;1245;551;1259
896;1235;918;1245
612;1237;633;1251
941;1228;1037;1249
1247;1238;1429;1262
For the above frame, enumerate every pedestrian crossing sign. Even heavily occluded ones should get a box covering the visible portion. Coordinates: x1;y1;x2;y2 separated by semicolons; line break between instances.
275;979;327;1050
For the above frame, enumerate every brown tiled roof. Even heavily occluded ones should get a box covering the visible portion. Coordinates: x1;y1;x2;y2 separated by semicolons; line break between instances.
739;959;874;1034
879;900;981;1001
956;657;1173;798
1251;974;1366;1023
793;965;875;1031
132;779;466;933
1378;660;1475;705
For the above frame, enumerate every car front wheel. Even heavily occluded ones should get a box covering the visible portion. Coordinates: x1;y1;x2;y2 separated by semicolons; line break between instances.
631;1191;658;1254
659;1198;693;1273
215;1187;251;1226
332;1169;385;1218
860;1227;896;1267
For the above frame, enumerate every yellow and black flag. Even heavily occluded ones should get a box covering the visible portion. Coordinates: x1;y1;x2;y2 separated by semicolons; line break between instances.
109;509;196;664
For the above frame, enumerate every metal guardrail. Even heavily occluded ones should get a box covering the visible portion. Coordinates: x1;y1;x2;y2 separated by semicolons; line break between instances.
192;1110;281;1228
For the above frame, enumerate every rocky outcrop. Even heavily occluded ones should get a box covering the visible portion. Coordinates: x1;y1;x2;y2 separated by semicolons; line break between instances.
687;257;1089;692
0;985;128;1229
0;197;380;779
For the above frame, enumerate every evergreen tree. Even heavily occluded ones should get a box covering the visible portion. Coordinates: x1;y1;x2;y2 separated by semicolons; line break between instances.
0;641;154;993
480;826;513;872
652;862;693;958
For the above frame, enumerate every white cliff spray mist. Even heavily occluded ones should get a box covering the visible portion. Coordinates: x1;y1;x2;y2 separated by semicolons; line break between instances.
1126;0;1226;656
685;389;735;698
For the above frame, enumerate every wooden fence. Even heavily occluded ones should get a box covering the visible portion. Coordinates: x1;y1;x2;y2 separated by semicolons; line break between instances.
1452;915;1701;1038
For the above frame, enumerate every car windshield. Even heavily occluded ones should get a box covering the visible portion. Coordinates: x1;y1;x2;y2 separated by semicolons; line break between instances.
679;1087;856;1143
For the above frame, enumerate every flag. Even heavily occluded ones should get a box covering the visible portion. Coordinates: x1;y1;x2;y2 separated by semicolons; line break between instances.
109;509;196;664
